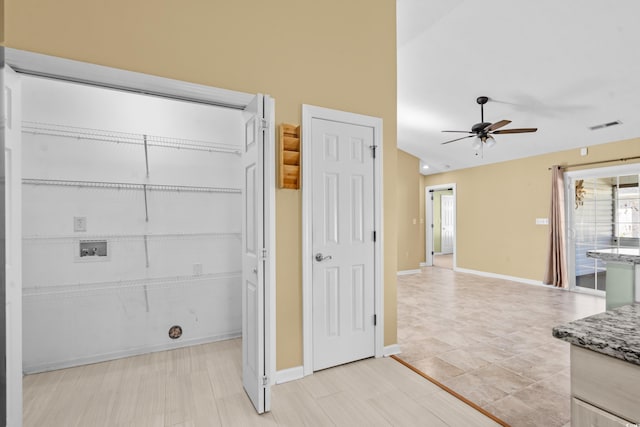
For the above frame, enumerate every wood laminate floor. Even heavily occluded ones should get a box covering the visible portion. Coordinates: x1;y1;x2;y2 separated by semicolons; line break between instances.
397;266;605;427
24;338;502;426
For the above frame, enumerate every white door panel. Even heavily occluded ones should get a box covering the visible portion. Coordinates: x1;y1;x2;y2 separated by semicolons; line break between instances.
441;195;454;254
242;94;271;413
312;118;375;371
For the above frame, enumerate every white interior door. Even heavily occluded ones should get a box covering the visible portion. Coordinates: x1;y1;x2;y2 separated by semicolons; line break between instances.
311;118;375;371
241;94;272;414
4;64;23;427
441;195;454;254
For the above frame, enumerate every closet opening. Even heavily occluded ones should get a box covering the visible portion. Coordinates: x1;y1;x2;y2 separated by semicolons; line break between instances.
21;74;246;372
3;49;275;423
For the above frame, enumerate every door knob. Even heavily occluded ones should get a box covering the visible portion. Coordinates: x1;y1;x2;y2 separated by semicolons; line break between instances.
315;253;332;262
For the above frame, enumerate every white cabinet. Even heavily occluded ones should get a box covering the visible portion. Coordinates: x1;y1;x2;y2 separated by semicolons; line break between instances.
572;398;632;427
571;346;640;426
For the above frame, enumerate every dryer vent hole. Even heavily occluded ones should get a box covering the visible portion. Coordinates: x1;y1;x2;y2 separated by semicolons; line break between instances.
168;325;183;339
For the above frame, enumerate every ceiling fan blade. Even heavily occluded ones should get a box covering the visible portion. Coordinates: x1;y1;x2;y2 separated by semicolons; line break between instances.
492;128;538;134
484;119;511;132
441;135;475;145
442;130;474;134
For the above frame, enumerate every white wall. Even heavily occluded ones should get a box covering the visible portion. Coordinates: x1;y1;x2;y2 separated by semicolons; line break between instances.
21;76;244;373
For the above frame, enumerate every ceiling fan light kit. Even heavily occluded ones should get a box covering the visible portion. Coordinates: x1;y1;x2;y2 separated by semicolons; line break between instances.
441;96;537;147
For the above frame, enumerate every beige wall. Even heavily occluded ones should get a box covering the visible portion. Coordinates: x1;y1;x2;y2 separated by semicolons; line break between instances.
422;137;640;281
396;149;422;271
4;0;398;370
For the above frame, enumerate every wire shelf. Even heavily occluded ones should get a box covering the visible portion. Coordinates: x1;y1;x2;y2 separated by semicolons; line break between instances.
22;271;242;298
22;121;242;155
22;178;241;194
23;232;241;242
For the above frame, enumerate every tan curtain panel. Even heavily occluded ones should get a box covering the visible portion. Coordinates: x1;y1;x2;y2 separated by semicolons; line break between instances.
543;165;568;287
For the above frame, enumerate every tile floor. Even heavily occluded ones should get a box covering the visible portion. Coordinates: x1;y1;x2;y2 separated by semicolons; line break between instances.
23;338;502;426
397;266;605;427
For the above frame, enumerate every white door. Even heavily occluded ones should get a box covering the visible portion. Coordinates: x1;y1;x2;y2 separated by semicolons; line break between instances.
441;195;454;254
241;94;272;413
311;118;375;371
4;64;23;427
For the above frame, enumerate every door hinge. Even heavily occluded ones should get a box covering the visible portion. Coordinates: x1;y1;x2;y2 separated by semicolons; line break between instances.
373;314;377;326
431;251;434;256
260;118;269;130
370;145;377;158
262;376;269;387
373;231;377;242
430;223;434;228
260;248;268;261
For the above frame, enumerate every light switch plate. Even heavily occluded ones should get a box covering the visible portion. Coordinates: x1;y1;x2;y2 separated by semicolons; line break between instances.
536;218;549;225
74;216;87;232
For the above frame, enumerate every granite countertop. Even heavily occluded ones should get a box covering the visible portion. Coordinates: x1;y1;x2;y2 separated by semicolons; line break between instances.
553;304;640;366
587;248;640;264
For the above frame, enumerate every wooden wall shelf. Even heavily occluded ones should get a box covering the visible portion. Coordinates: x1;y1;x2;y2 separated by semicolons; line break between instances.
279;124;301;189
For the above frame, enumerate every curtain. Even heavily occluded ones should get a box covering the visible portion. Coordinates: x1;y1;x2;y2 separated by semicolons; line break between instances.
544;165;568;287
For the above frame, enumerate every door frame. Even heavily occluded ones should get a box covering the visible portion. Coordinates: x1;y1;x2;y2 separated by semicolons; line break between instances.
4;48;277;419
301;104;383;376
425;184;456;268
564;163;640;294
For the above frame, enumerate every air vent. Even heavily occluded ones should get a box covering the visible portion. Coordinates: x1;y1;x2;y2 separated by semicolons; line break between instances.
589;120;622;131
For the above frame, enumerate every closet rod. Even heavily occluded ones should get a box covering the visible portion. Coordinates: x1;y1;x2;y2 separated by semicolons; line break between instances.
22;121;242;155
549;155;640;170
22;178;241;194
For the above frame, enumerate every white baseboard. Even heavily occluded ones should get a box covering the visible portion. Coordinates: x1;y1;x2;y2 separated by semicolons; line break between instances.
397;269;421;276
419;262;427;267
275;365;304;384
383;344;401;357
23;331;241;374
454;267;547;287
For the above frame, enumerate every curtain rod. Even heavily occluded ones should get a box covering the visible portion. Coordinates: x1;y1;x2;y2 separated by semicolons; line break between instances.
548;155;640;170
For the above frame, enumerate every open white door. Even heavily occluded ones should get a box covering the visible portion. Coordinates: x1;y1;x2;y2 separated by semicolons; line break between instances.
441;195;454;254
4;64;23;427
241;94;272;413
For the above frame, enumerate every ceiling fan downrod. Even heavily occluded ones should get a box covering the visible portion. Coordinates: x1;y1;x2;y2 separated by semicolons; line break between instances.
477;96;489;123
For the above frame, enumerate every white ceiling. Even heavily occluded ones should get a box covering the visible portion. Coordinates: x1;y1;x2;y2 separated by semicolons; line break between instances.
397;0;640;175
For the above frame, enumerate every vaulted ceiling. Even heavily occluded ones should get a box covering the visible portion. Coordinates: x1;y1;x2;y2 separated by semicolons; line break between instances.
397;0;640;175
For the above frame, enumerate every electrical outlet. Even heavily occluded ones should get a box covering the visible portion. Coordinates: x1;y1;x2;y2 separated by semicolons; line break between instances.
74;216;87;232
536;218;549;225
193;263;203;276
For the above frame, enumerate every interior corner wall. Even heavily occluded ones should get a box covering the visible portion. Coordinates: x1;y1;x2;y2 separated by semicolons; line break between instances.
4;0;398;369
397;149;422;271
422;137;640;282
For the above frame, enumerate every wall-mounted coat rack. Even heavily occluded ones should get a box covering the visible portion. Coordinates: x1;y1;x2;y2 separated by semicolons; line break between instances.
279;124;301;189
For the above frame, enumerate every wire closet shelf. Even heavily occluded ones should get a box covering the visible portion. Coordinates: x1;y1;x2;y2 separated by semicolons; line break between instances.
22;121;243;155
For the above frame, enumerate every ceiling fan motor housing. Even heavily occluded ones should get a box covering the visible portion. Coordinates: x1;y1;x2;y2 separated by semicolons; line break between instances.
472;122;491;133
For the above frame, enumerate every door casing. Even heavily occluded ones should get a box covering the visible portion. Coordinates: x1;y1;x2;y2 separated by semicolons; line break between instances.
425;184;457;267
301;104;383;376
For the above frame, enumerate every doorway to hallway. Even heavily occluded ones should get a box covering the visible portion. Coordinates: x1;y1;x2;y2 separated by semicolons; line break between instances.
425;184;456;269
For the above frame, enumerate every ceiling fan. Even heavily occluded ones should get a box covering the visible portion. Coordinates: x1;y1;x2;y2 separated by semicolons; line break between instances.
441;96;537;148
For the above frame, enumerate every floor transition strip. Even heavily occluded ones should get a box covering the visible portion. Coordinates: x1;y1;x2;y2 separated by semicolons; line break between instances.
391;355;511;427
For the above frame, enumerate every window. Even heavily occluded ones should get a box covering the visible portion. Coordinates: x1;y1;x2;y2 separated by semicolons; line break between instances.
614;181;639;244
